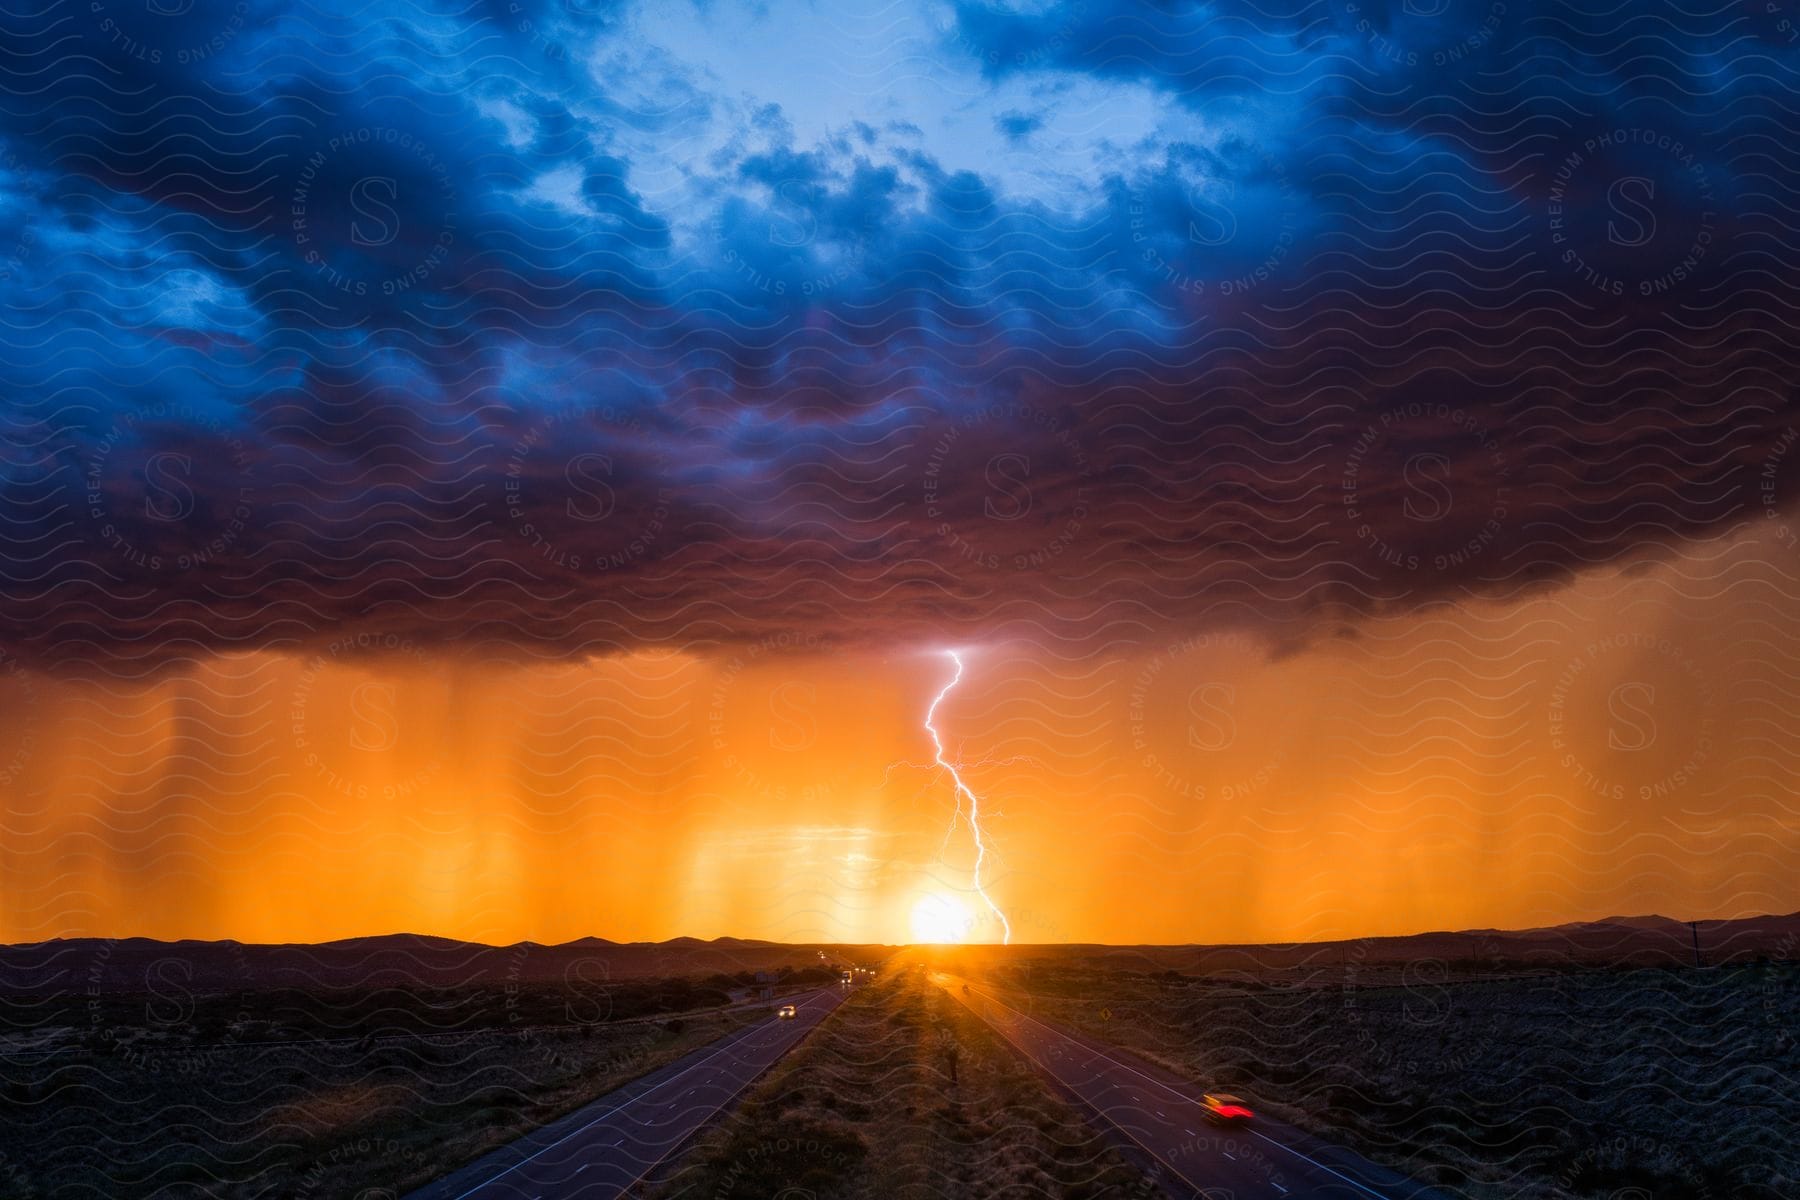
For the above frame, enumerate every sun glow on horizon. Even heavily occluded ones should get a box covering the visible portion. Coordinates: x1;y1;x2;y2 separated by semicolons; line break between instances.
909;892;975;944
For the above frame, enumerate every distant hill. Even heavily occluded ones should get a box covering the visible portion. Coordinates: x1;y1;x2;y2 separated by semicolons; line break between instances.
0;933;896;995
4;911;1795;994
1518;914;1692;935
948;911;1800;976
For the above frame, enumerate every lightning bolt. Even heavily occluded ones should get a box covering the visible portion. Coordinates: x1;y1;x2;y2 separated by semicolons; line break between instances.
923;650;1012;945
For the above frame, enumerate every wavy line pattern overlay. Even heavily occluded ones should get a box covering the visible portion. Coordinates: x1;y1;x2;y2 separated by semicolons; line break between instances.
1;0;1797;1196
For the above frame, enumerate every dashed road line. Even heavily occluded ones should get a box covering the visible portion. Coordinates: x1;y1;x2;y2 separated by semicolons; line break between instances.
953;978;1403;1200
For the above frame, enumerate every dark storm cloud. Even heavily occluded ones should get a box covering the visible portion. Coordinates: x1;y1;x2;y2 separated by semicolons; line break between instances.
0;0;1795;672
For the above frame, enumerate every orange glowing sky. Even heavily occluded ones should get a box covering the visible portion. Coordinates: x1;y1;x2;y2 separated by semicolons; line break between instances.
2;525;1795;947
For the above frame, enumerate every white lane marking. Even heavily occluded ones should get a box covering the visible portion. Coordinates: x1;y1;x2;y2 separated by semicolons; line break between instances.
1243;1127;1394;1198
956;980;1399;1200
445;989;837;1199
1224;1152;1236;1160
610;990;843;1197
941;981;1212;1199
1274;1184;1289;1195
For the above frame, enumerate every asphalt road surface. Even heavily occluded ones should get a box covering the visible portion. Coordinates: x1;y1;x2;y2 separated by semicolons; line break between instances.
937;974;1451;1200
405;986;847;1200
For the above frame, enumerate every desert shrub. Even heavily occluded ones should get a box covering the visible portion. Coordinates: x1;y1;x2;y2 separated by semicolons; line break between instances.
705;1115;866;1199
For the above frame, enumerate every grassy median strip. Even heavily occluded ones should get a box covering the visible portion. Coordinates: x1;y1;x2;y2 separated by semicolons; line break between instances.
654;955;1164;1200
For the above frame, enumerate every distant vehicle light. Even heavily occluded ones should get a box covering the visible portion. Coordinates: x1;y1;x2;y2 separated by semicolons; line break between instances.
777;1004;797;1019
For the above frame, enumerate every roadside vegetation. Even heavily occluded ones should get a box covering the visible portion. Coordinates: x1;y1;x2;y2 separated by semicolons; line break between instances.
984;957;1798;1200
654;954;1166;1199
0;973;801;1198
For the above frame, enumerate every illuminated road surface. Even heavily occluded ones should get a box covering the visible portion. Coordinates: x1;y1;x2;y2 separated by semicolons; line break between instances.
404;987;847;1200
938;975;1451;1200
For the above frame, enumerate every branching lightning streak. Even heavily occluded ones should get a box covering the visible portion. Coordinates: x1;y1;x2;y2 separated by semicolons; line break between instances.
923;650;1012;945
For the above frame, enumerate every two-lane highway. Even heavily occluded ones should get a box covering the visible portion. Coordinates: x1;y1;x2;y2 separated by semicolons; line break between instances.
938;975;1450;1200
406;986;847;1200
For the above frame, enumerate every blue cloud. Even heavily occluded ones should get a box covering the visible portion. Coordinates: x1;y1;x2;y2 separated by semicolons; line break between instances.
0;0;1795;669
995;110;1043;143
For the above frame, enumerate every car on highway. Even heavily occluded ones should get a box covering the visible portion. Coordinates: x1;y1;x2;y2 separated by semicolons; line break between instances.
776;1003;797;1019
1202;1093;1254;1124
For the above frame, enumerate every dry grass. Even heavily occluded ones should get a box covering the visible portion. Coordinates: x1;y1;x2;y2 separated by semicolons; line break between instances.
654;954;1166;1200
0;983;767;1198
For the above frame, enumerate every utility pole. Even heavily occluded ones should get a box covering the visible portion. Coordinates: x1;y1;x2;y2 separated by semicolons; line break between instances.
1690;920;1704;969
